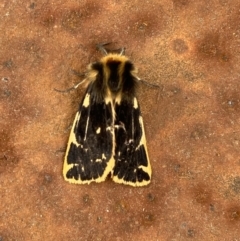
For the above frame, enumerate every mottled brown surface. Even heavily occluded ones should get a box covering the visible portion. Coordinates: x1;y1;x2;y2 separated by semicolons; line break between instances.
0;0;240;240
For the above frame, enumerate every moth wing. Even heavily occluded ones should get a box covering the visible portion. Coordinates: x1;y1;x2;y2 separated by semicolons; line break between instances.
112;97;151;186
63;85;115;184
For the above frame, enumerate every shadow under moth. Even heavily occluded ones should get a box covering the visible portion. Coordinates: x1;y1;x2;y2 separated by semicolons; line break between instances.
62;44;152;187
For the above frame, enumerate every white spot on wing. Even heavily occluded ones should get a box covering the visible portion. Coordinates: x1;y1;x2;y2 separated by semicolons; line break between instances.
96;127;101;134
84;115;89;141
133;97;138;109
102;153;106;159
114;121;126;131
68;112;80;147
83;93;90;107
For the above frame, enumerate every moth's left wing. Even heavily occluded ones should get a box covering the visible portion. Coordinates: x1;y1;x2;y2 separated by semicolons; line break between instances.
112;97;151;186
63;85;115;184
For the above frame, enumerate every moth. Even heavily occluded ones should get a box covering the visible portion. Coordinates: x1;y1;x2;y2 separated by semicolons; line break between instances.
62;43;152;186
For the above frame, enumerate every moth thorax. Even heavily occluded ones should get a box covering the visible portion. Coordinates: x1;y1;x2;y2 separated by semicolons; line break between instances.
107;76;123;95
105;60;124;94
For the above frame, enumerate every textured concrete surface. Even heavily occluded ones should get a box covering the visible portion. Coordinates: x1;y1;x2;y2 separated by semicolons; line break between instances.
1;0;240;240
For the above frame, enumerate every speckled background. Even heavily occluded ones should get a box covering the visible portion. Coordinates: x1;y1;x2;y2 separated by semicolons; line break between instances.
1;0;240;240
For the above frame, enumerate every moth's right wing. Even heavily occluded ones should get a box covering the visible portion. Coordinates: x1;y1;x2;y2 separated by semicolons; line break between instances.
63;85;115;184
112;97;151;186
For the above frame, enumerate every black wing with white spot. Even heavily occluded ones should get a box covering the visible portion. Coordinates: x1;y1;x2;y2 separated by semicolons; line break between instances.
112;97;151;186
63;84;115;184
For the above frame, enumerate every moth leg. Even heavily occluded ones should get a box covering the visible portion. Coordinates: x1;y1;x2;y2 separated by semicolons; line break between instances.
70;69;86;78
54;78;88;93
135;77;160;89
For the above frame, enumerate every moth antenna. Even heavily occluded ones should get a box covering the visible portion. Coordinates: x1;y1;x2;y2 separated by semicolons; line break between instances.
119;47;126;56
96;42;112;55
